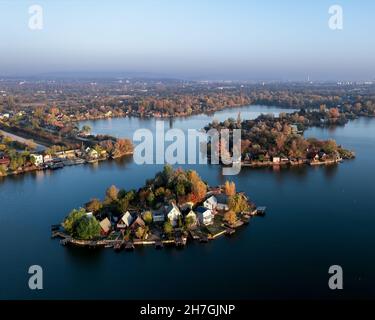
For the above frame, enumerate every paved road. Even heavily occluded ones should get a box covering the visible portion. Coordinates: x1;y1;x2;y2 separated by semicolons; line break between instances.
0;129;47;152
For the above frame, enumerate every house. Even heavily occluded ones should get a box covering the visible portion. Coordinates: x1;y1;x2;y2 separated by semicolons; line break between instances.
130;216;146;230
215;194;229;211
290;124;299;134
30;154;44;166
273;157;281;164
165;202;182;227
0;156;10;167
152;209;165;223
196;206;214;226
43;154;52;163
99;217;112;235
85;147;99;159
117;211;134;229
203;196;217;210
184;210;198;228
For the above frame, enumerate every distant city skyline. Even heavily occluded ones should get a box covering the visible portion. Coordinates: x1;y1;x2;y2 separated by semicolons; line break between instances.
1;0;374;81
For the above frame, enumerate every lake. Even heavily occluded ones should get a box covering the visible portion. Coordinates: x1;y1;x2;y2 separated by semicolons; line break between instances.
1;105;374;299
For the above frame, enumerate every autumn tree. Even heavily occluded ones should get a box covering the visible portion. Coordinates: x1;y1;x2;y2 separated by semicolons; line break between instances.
105;185;119;202
228;194;249;214
85;198;102;213
224;210;237;225
224;181;236;196
188;170;207;203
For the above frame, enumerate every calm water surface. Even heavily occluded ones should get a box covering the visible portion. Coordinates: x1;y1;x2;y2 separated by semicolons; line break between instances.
1;105;374;299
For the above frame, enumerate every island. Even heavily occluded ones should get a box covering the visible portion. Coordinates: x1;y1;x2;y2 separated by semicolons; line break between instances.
206;109;355;168
51;166;261;250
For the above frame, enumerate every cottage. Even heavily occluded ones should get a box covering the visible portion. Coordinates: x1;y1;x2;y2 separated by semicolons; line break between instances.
43;154;52;163
215;194;229;211
30;154;44;166
272;157;281;164
130;216;146;230
85;147;99;159
185;210;198;227
290;124;299;134
0;156;10;167
203;196;217;210
165;202;182;227
99;217;112;235
117;211;134;229
196;206;214;226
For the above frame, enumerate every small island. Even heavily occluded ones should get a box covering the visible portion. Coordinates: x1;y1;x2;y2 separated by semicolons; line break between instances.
52;166;260;250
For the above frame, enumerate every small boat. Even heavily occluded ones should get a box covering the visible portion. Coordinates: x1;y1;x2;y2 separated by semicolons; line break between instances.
256;206;267;216
225;228;235;236
155;241;164;249
114;242;123;252
199;235;208;243
125;242;135;251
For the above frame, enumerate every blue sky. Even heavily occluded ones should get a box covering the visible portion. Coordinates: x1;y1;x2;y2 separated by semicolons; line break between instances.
0;0;374;80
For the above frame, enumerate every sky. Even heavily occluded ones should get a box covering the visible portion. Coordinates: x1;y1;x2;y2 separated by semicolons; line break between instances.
0;0;374;81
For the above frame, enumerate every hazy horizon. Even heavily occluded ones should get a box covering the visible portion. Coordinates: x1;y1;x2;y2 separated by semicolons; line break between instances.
1;0;375;81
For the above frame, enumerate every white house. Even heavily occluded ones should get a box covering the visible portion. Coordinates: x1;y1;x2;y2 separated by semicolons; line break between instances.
117;211;134;229
85;147;99;159
273;157;281;164
30;154;44;166
165;203;182;227
196;206;214;226
203;196;217;210
215;194;229;211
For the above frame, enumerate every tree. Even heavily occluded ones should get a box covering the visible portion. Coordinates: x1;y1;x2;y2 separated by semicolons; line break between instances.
85;198;102;213
224;210;237;225
113;139;133;158
75;215;101;240
163;221;173;235
184;216;195;229
106;185;119;202
143;211;153;225
81;125;92;135
329;108;340;119
63;208;86;235
0;165;6;176
188;170;207;203
224;181;236;196
135;226;148;239
228;194;249;214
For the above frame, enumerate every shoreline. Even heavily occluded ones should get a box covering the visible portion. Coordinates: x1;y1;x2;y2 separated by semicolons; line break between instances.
52;209;260;250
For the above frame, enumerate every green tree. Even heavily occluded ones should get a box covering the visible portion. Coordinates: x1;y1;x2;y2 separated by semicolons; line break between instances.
163;221;173;235
75;215;101;240
81;125;92;134
143;211;153;225
63;208;86;235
